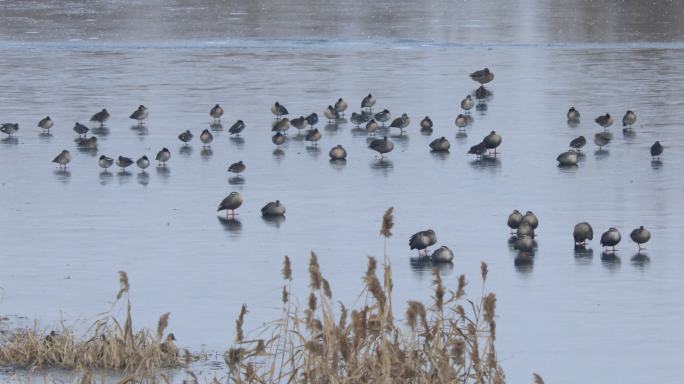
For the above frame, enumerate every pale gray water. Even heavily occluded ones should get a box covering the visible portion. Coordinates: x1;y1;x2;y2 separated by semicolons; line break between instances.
1;1;684;383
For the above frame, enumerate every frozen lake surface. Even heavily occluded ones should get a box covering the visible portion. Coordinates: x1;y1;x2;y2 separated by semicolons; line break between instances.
1;1;684;382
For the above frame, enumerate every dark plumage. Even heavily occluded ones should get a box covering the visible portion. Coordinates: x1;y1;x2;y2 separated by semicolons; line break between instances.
90;109;110;126
409;229;437;256
600;228;621;252
570;136;586;151
229;120;245;136
228;161;246;175
573;222;593;246
629;226;651;251
650;141;663;160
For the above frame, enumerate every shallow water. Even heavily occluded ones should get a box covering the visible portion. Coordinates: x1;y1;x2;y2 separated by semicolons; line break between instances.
1;1;684;383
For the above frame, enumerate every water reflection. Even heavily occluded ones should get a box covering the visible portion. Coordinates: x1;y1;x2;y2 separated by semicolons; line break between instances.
594;149;610;159
99;171;113;185
228;176;245;185
455;131;468;140
476;102;488;114
53;169;71;183
1;137;19;145
272;148;285;160
179;146;193;157
420;127;433;136
262;215;286;228
230;137;245;147
573;246;594;265
651;160;663;170
600;252;621;270
137;172;150;186
38;132;53;142
210;123;224;132
567;120;580;128
77;147;98;157
622;128;636;139
409;257;454;277
370;158;394;176
631;253;651;268
217;216;242;234
350;127;367;137
430;151;449;160
324;122;341;133
557;164;578;174
130;125;148;136
92;127;110;136
514;253;534;273
200;147;214;159
329;159;346;170
306;146;321;158
156;166;171;182
469;157;501;170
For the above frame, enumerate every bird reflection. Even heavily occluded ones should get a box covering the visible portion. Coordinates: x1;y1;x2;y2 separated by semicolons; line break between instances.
92;127;110;136
455;131;468;140
430;151;449;160
99;171;113;185
329;159;346;170
200;147;213;159
600;252;621;270
350;127;367;137
230;136;245;147
306;146;321;158
514;253;533;273
228;176;245;185
38;132;53;142
130;125;148;136
262;215;286;228
557;164;578;174
476;102;488;114
409;257;454;276
53;169;71;183
573;245;594;264
324;122;341;133
217;216;243;234
631;253;651;268
420;127;433;136
137;172;150;186
594;149;610;159
179;146;193;157
210;123;224;132
651;160;663;170
156;166;170;182
566;120;580;128
370;159;393;174
273;148;285;160
469;157;501;170
1;137;19;145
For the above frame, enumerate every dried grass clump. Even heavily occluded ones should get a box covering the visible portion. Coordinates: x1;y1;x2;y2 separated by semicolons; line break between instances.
0;272;180;380
226;208;506;383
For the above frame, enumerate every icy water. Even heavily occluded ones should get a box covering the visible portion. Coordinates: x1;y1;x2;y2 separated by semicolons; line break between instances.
1;1;684;383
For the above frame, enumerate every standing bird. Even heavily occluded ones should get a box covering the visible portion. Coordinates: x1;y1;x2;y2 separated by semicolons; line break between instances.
361;93;376;112
136;155;150;172
305;113;319;129
622;110;636;128
334;98;348;116
409;229;437;257
429;137;450;152
374;109;391;126
600;228;621;252
72;122;89;137
210;104;224;122
1;123;18;136
629;226;651;252
305;128;321;146
52;150;71;169
595;113;613;129
156;147;171;166
455;114;468;130
38;117;54;132
90;109;110;127
650;141;663;160
199;129;213;146
483;131;502;156
129;105;148;125
79;136;98;149
431;246;454;262
229;120;245;136
228;160;246;176
420;116;433;131
573;222;593;246
272;118;290;133
567;107;580;122
116;156;134;170
218;192;244;217
557;150;578;166
261;200;286;217
389;113;410;135
178;130;193;144
329;145;347;160
324;105;339;122
98;155;114;170
507;210;523;234
291;116;308;133
461;95;474;113
521;211;539;230
469;68;494;84
569;136;586;151
272;132;286;147
271;102;288;119
366;119;379;137
369;136;394;158
594;132;611;149
467;142;487;159
350;112;369;127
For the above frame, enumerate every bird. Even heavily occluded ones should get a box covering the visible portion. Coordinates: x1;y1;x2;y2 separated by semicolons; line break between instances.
178;130;193;144
210;104;224;122
361;93;376;112
595;113;613;129
594;132;611;149
521;211;539;230
461;95;474;113
38;117;54;132
98;155;113;170
72;122;89;137
228;161;246;175
334;98;348;116
291;116;308;132
429;137;450;152
483;131;502;155
374;109;391;126
567;107;580;122
507;210;523;234
514;235;534;252
1;123;19;136
629;226;651;251
305;128;321;146
155;147;171;166
324;105;339;122
365;119;379;137
52;150;71;169
569;136;586;151
469;68;494;84
622;110;636;128
78;136;98;149
199;129;213;146
455;114;468;130
389;113;410;135
116;156;134;170
329;145;347;160
573;222;593;246
350;112;369;127
431;246;454;262
217;192;244;217
271;102;288;119
229;120;245;136
90;109;110;127
420;116;433;131
557;150;578;166
409;229;437;257
305;113;319;129
136;155;150;172
129;105;148;124
272;132;286;146
600;228;621;252
475;86;489;100
650;141;663;160
369;136;394;158
261;200;286;217
272;118;291;133
517;223;535;239
467;142;487;159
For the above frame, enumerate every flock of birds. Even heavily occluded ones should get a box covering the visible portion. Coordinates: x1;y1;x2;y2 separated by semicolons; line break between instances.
0;66;656;264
